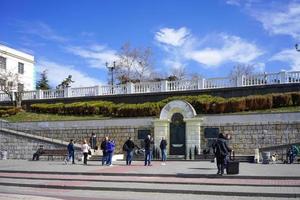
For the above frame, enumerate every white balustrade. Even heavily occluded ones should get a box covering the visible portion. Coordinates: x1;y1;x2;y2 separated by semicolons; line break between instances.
0;70;299;102
168;80;198;91
100;85;114;95
243;73;281;86
71;86;98;97
22;91;38;100
286;71;300;83
42;89;65;99
134;82;161;93
0;93;10;101
204;77;233;89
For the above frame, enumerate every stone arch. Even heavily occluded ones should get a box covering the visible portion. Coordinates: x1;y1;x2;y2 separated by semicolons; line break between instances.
159;100;197;120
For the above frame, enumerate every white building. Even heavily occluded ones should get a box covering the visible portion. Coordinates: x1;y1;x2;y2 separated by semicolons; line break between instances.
0;44;35;91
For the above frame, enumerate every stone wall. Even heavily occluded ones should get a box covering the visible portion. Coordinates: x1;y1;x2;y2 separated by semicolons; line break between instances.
22;126;152;154
201;122;300;155
0;131;79;160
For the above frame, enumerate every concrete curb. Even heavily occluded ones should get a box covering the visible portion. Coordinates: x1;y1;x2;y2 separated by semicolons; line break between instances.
1;170;300;180
1;175;299;187
0;182;299;198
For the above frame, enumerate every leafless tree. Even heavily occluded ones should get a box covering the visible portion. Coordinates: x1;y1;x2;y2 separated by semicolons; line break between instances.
169;67;187;80
230;64;255;78
0;71;24;107
114;42;154;84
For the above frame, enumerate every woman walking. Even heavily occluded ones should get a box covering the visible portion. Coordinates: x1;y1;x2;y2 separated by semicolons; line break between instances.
82;139;90;165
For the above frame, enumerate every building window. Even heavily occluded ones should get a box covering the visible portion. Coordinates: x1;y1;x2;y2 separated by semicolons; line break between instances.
18;62;24;74
18;83;24;92
0;56;6;70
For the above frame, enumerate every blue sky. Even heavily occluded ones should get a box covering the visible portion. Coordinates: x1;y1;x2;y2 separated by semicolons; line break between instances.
1;0;300;87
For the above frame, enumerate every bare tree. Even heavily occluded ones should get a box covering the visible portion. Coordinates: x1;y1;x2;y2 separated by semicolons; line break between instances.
0;71;23;107
230;64;255;78
115;42;154;84
169;67;187;80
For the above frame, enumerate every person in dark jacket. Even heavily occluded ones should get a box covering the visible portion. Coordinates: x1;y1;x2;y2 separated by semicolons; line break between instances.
123;137;139;165
144;135;154;166
106;139;115;166
100;136;108;165
65;139;75;164
159;137;167;165
32;145;44;161
212;133;231;175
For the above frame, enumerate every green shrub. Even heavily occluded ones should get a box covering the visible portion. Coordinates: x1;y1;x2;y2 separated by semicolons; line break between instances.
245;95;273;111
0;107;22;117
272;93;293;108
29;92;300;117
290;92;300;106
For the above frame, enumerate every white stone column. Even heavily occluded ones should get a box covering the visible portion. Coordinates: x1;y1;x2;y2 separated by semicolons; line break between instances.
185;117;203;160
153;119;170;154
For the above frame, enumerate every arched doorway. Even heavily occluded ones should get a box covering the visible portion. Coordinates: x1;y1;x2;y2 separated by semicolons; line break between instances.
153;100;202;159
170;113;186;155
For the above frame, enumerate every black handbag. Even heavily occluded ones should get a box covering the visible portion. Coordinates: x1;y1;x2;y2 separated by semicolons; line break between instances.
88;150;92;155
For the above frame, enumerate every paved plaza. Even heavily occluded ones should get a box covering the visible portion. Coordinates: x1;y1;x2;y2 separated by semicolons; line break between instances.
0;160;299;199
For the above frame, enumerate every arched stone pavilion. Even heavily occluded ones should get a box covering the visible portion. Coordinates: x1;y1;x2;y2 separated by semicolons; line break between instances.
153;100;203;159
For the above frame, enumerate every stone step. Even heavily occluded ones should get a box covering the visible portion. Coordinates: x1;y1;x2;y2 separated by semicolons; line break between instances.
0;177;299;198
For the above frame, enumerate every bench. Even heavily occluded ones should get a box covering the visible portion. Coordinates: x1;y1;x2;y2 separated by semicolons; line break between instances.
40;149;68;160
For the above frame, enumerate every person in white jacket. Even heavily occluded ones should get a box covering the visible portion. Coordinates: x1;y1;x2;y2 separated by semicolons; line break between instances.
82;140;90;165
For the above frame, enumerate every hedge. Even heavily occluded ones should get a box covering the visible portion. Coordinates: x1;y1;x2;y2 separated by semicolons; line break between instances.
0;107;22;117
29;92;300;117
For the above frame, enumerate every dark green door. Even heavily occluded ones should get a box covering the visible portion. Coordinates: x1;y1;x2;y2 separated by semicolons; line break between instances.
170;113;186;155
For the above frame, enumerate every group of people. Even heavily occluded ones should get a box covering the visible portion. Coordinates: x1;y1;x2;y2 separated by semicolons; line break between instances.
63;134;168;166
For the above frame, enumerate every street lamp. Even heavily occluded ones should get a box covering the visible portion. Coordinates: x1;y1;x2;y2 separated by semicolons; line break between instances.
106;61;116;94
295;44;300;52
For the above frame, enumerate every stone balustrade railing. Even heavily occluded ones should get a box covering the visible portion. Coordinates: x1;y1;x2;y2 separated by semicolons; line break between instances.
0;71;299;102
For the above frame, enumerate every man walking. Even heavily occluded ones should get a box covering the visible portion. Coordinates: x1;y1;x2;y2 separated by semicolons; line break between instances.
213;133;231;175
160;137;167;165
144;134;154;166
65;139;75;164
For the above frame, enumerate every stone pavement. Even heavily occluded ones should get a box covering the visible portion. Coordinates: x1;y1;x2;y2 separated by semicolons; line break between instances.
0;160;299;199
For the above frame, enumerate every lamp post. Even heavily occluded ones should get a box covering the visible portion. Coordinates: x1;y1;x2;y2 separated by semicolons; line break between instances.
296;44;300;52
106;61;116;94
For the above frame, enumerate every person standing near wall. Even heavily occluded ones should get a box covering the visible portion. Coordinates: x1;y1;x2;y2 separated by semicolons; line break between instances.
106;139;115;166
212;133;231;175
160;137;167;165
65;139;75;164
100;136;109;165
123;137;138;165
82;139;90;165
144;134;154;166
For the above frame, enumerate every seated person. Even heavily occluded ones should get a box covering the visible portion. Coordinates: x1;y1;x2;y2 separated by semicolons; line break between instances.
32;145;44;161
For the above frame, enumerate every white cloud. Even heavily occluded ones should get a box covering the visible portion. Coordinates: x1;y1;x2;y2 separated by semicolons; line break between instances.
253;2;300;39
36;59;102;87
19;21;67;43
270;49;300;71
65;45;118;69
155;27;264;69
226;1;300;39
155;27;190;47
226;0;241;6
186;34;264;67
